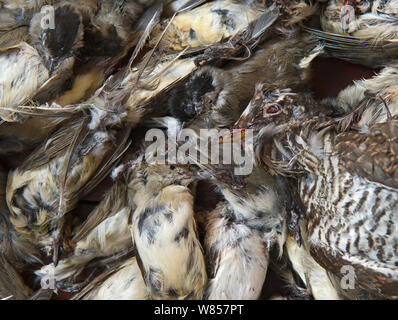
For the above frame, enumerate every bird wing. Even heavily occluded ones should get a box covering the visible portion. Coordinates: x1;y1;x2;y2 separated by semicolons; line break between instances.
19;116;88;171
310;245;398;299
65;126;132;217
303;26;398;68
0;256;32;300
334;121;398;191
72;179;129;243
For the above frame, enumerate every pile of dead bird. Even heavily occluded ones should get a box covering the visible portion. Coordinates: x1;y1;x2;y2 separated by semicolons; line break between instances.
0;0;397;300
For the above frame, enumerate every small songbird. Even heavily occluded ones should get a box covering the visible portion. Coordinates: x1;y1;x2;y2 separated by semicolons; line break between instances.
110;1;279;128
168;29;322;129
6;110;131;265
0;2;84;123
130;160;207;300
0;165;40;300
283;226;342;299
201;167;287;300
152;0;274;52
0;1;164;155
0;42;51;122
323;64;398;131
35;173;134;291
0;2;85;153
235;83;398;299
305;0;398;67
0;3;80;152
71;0;158;61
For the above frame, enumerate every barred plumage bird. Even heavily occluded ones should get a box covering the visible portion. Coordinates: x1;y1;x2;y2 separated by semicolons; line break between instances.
235;83;398;299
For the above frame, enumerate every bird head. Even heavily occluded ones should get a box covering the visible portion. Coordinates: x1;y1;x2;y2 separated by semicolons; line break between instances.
168;67;218;122
29;3;84;74
235;83;311;133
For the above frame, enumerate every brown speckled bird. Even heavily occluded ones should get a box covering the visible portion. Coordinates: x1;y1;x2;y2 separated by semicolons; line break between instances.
235;83;398;299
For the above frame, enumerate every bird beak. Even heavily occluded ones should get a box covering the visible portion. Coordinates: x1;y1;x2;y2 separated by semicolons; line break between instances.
235;99;257;129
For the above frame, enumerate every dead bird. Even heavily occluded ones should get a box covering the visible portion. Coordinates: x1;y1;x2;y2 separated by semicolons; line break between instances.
74;256;148;300
70;0;159;61
130;160;207;300
152;0;275;52
35;173;134;292
109;2;280;129
31;0;163;106
235;83;398;299
6;108;131;265
0;2;164;155
0;2;85;123
201;166;287;300
0;165;40;300
0;2;85;153
168;29;322;129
